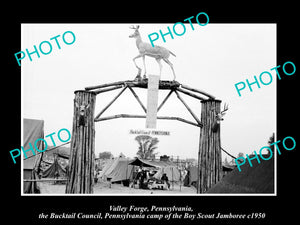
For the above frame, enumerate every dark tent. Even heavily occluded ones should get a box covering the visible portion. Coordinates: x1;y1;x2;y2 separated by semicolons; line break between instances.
42;156;66;178
129;158;181;182
23;118;44;194
129;158;156;167
129;157;177;168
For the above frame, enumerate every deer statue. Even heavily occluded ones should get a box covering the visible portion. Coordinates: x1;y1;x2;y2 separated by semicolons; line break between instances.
212;103;229;132
129;25;176;81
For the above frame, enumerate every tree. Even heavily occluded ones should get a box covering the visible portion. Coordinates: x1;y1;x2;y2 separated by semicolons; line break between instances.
99;151;113;160
134;135;159;159
232;152;245;165
223;157;229;166
237;152;244;158
268;133;275;152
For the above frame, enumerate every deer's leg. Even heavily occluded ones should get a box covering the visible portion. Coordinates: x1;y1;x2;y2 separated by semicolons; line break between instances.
163;58;176;80
133;54;143;79
156;58;162;76
133;54;142;70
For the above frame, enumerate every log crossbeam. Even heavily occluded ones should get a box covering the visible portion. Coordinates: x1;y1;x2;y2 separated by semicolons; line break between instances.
174;90;202;126
94;113;202;128
90;80;210;128
85;79;215;100
157;90;173;112
127;86;147;113
94;86;128;120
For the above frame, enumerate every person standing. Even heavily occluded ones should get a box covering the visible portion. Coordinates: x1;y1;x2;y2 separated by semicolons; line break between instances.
161;173;170;189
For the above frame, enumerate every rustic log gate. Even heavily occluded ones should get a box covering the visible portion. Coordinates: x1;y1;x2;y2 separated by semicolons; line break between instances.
65;79;222;194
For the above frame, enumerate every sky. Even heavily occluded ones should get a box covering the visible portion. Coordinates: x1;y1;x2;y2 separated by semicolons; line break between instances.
22;23;276;161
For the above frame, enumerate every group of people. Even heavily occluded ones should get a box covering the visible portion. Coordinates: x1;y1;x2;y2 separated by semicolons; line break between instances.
135;166;170;190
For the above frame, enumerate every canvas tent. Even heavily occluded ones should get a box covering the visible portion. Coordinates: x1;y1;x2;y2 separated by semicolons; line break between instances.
99;158;114;178
42;156;66;178
107;159;134;183
129;158;181;182
23;118;44;193
100;158;121;180
42;145;70;176
100;157;135;183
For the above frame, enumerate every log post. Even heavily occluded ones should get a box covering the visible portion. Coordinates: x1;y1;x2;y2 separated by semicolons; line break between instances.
197;99;222;193
65;90;96;194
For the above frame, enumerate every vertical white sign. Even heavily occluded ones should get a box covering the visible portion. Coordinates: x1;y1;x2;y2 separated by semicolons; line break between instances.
146;75;160;129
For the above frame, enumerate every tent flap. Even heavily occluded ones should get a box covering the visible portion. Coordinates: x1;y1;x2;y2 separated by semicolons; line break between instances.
42;157;66;178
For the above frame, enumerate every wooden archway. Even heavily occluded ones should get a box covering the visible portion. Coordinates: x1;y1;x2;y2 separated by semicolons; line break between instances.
65;79;222;194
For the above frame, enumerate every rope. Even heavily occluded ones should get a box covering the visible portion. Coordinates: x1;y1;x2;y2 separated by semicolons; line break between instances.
221;147;237;159
221;147;245;164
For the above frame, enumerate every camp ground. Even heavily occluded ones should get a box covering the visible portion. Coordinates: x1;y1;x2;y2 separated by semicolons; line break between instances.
98;156;185;190
22;118;186;194
22;118;190;194
23;119;274;194
23;117;274;195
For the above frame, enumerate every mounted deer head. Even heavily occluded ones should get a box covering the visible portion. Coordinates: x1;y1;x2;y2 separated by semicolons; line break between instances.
129;25;176;81
75;100;90;115
211;103;229;132
74;99;90;127
215;103;229;122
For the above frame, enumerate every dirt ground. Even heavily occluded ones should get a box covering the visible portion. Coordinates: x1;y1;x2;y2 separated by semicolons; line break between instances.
38;181;196;195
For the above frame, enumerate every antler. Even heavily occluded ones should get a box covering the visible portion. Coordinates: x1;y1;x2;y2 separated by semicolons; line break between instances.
129;25;140;29
220;103;229;115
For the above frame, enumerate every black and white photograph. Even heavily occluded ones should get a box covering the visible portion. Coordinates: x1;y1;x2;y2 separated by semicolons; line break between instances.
4;4;297;225
21;23;276;196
